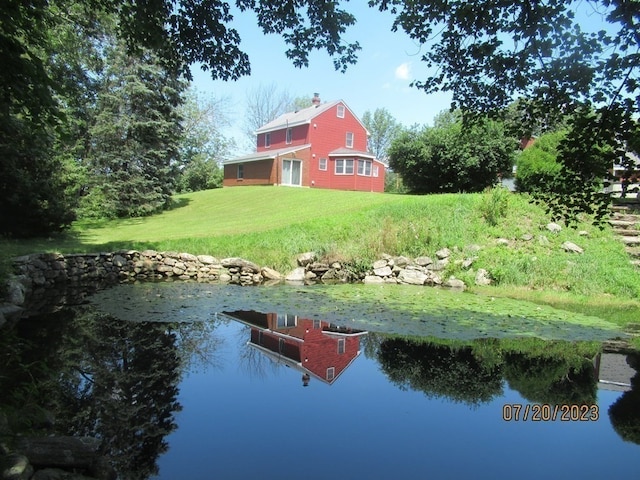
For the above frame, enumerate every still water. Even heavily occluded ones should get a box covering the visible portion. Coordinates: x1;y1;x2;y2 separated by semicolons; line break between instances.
2;283;640;480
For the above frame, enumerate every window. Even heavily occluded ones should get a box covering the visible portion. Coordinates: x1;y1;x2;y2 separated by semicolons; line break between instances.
338;338;345;354
326;367;335;381
286;127;292;144
373;165;379;177
335;158;354;175
277;313;297;328
237;164;244;179
346;132;354;148
264;132;271;148
319;158;327;171
357;159;372;176
337;105;345;118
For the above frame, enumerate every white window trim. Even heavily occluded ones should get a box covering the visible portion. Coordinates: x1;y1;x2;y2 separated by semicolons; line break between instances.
264;132;271;148
337;105;345;118
319;158;327;171
346;132;354;148
286;128;292;144
357;159;372;177
237;164;244;179
326;367;335;381
373;165;379;177
335;158;354;175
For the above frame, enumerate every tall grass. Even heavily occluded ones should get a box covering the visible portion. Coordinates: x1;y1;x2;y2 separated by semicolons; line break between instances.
2;186;640;300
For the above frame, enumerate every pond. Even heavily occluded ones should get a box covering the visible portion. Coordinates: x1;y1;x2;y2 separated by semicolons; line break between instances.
1;282;640;480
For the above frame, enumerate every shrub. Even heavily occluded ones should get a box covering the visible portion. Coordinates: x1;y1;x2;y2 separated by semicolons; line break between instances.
515;130;566;194
479;186;510;226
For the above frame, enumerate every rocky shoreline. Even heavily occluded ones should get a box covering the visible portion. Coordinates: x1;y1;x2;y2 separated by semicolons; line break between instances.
1;247;495;325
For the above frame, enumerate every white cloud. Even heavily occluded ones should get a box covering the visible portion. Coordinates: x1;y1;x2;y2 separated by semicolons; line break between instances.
395;62;411;80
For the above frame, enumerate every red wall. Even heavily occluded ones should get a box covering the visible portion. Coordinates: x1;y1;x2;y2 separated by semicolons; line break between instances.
249;102;386;192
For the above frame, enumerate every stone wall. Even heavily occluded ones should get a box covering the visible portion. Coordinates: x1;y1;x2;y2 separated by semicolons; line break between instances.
1;248;491;326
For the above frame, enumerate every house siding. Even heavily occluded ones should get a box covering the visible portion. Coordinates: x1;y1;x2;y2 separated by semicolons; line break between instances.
223;159;276;186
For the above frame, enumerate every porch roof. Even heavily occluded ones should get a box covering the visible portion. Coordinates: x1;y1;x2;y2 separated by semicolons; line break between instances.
224;144;311;165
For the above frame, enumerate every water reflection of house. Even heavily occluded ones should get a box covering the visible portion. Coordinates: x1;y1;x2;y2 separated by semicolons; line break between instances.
223;310;367;385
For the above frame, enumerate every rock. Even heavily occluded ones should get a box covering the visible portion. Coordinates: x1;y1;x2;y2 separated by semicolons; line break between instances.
444;277;466;289
538;235;550;246
521;234;534;241
414;256;433;267
428;259;448;271
547;222;562;233
461;258;475;269
435;248;451;259
373;266;393;277
475;269;492;286
363;275;385;284
180;252;198;262
296;252;317;267
562;241;584;254
197;255;219;265
578;230;589;236
261;267;282;280
393;256;410;267
0;453;33;480
496;238;510;246
221;258;260;273
372;259;388;269
321;269;346;281
285;267;306;282
111;255;127;267
5;276;27;306
397;269;427;285
304;271;317;280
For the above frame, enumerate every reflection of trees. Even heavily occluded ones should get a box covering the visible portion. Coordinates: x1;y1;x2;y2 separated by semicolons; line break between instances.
503;352;597;405
609;353;640;445
55;310;182;479
236;324;283;379
375;337;600;407
377;338;504;406
0;304;225;480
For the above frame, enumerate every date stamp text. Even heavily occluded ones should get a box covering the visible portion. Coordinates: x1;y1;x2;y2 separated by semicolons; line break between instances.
502;403;599;422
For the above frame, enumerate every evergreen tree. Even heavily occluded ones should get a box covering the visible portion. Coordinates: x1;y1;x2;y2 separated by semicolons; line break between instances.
83;42;185;218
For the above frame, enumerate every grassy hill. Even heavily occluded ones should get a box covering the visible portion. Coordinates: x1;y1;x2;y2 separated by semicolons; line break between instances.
3;185;640;330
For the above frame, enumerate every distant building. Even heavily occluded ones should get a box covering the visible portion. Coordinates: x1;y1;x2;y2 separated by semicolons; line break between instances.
223;93;386;192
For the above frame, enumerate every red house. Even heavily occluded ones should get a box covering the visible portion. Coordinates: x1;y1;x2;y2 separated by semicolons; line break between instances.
223;93;386;192
222;310;367;386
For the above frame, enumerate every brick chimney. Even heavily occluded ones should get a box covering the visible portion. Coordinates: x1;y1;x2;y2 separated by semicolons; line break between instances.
312;93;321;106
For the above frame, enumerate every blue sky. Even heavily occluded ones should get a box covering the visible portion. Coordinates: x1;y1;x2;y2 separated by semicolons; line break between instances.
190;4;453;152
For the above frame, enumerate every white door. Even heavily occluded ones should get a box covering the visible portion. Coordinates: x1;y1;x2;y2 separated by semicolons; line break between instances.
282;159;302;186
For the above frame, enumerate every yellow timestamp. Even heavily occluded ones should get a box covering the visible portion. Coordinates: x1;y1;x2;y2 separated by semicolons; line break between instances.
502;403;599;422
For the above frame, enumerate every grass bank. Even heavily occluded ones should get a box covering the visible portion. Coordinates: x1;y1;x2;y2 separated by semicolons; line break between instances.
2;186;640;336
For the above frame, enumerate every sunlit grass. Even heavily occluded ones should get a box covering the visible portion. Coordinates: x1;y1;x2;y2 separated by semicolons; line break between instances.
3;186;640;322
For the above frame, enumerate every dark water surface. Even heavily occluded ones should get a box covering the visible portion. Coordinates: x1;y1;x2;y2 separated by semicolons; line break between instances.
2;283;639;480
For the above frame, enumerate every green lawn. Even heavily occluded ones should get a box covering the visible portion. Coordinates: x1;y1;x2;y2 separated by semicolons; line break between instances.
3;185;640;339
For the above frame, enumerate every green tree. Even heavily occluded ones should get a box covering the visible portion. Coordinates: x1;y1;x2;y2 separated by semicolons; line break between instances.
388;112;516;193
176;88;234;192
515;131;566;194
0;0;77;237
82;41;185;218
369;0;640;223
361;107;402;160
